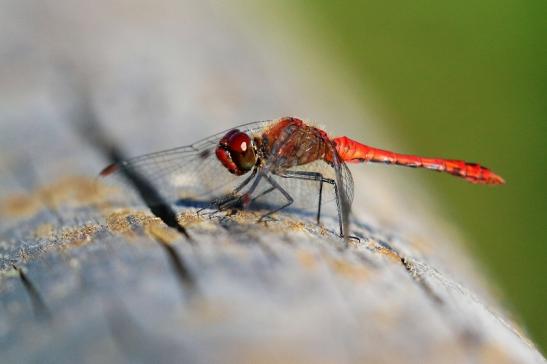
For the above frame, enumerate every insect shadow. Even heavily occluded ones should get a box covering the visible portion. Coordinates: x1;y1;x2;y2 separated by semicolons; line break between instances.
175;197;330;223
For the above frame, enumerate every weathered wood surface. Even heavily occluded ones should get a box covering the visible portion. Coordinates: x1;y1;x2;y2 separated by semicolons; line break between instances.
0;1;544;363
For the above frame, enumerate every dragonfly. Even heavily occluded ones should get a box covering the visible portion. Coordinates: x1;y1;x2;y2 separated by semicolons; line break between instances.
100;117;504;240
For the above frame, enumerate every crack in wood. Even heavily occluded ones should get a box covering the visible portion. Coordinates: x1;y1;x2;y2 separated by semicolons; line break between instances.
69;92;197;294
70;90;191;240
400;257;444;305
156;240;197;293
12;264;52;321
367;236;445;306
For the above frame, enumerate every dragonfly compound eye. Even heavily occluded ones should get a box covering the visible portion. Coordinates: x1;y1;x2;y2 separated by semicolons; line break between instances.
216;130;257;175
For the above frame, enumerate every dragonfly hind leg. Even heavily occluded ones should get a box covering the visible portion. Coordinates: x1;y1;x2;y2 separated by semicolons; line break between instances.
256;174;294;223
279;170;353;240
278;170;335;226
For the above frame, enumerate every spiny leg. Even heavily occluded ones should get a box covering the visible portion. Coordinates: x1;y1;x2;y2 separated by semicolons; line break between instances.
219;176;286;222
217;170;262;211
278;171;335;225
273;171;351;240
197;168;258;216
277;171;350;239
249;187;276;204
257;174;294;223
232;167;258;194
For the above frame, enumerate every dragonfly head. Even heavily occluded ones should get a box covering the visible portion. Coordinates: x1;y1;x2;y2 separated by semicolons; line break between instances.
216;129;257;175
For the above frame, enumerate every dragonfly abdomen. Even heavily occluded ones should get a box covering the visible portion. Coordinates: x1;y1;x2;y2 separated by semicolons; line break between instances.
333;136;504;185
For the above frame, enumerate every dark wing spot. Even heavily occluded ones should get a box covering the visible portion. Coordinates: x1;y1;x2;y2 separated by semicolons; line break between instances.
199;149;211;160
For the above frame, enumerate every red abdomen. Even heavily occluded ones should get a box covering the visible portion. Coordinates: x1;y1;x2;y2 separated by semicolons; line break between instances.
333;136;504;184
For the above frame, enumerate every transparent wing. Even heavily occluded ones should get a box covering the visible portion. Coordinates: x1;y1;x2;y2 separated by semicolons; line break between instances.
100;120;272;204
340;162;355;207
266;160;353;207
250;157;353;234
332;149;354;239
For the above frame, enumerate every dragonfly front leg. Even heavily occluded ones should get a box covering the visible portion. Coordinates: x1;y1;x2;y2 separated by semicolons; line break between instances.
216;171;263;212
196;168;259;217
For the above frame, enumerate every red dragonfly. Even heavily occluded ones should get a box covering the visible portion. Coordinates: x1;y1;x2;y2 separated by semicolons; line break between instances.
101;117;504;240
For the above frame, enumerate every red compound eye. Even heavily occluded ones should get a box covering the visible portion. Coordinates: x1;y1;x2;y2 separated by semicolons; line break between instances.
227;132;251;153
216;130;257;175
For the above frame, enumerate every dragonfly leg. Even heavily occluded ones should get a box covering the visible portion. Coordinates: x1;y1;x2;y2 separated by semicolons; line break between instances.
256;174;294;223
277;171;351;239
278;171;335;225
233;167;258;194
214;168;259;211
217;172;263;212
216;195;243;211
249;187;276;204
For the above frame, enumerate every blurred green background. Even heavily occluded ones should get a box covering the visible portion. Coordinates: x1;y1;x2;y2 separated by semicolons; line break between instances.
259;0;546;352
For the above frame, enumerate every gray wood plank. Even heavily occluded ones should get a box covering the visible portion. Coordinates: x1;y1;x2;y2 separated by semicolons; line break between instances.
0;1;544;363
